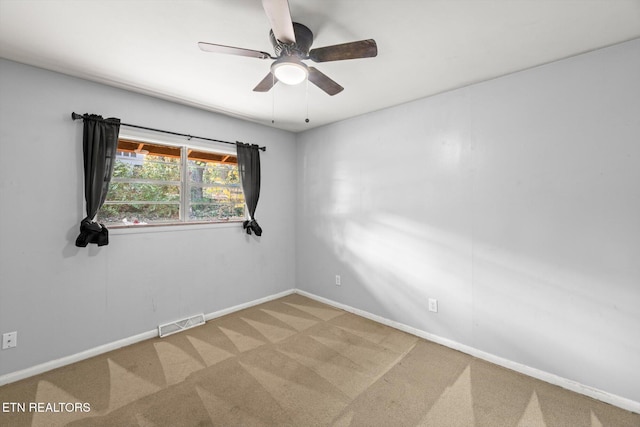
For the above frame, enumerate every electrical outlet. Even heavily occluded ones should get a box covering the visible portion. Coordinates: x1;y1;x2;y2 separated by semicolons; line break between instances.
2;331;17;349
428;298;438;313
335;275;341;286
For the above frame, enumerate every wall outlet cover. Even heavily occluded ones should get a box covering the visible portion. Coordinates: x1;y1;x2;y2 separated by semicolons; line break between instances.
2;331;17;349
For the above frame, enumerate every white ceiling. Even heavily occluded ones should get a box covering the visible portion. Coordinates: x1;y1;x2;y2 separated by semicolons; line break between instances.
1;0;639;132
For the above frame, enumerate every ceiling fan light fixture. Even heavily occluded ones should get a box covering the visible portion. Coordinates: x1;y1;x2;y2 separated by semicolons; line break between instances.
271;57;308;85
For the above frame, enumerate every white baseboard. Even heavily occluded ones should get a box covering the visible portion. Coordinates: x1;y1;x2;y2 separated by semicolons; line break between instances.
0;329;157;387
0;289;295;387
294;289;640;414
203;289;295;322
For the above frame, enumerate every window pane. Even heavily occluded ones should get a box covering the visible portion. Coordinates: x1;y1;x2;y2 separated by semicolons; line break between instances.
100;203;180;225
100;144;183;225
189;184;244;220
113;155;180;181
189;203;244;221
106;183;180;202
188;162;240;185
188;149;237;165
118;140;182;160
188;157;244;222
189;184;242;202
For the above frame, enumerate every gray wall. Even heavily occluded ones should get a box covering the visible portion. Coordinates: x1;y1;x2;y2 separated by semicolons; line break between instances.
295;39;640;403
0;59;296;376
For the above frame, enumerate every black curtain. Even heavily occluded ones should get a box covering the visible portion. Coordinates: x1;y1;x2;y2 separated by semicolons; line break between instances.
75;115;120;247
236;142;262;236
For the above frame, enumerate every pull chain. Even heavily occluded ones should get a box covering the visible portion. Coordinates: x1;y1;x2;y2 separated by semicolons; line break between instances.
305;78;310;123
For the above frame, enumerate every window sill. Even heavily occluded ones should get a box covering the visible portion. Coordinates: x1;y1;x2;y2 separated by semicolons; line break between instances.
107;220;244;235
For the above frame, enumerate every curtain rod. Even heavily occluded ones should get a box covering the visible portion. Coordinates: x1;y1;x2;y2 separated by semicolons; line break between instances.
71;112;266;151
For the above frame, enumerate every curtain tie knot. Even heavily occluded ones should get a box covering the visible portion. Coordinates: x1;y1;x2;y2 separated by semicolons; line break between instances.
75;218;109;247
243;219;262;236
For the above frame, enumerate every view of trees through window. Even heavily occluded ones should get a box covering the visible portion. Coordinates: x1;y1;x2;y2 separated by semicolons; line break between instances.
188;157;244;221
99;140;245;225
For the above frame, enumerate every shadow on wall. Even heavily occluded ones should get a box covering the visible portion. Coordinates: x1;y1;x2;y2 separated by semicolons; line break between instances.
309;210;638;393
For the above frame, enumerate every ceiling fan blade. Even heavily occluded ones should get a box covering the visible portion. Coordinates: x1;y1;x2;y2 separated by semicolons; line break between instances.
253;72;278;92
262;0;296;44
309;39;378;62
198;42;273;60
308;67;344;96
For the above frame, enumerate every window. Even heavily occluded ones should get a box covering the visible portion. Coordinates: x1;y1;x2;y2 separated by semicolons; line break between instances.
99;138;245;226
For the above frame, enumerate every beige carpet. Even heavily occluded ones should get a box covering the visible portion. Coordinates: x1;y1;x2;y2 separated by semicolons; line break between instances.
1;294;638;426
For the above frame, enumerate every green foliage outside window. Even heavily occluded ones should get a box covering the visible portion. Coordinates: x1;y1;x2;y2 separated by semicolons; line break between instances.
188;160;244;221
99;150;244;225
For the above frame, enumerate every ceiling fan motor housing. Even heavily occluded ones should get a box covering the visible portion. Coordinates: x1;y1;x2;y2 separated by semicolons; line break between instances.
270;22;314;58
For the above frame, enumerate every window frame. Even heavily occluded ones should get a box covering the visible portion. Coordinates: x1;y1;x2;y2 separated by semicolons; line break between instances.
101;129;245;230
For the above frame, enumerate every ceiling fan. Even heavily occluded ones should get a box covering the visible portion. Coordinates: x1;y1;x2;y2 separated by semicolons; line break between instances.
198;0;377;96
